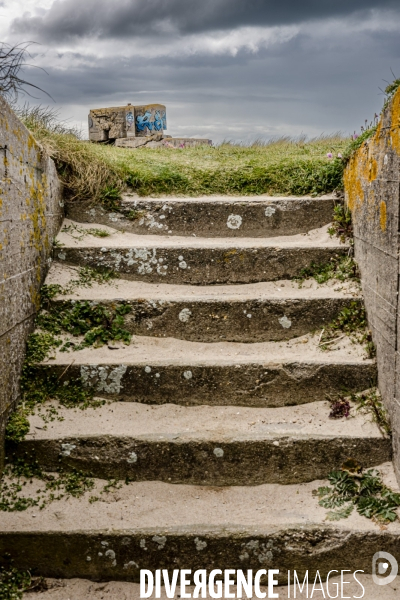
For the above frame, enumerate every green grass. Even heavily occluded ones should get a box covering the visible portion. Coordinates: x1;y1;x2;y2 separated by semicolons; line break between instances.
18;106;348;202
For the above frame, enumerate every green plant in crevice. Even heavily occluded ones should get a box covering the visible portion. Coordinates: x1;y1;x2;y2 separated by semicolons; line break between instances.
36;300;132;350
351;388;391;437
315;466;400;523
328;203;353;245
319;301;375;358
41;267;118;303
0;563;32;600
296;254;359;286
61;223;110;240
126;208;145;221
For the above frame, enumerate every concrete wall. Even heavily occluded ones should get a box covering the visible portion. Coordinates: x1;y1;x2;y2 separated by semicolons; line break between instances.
345;86;400;482
0;97;63;469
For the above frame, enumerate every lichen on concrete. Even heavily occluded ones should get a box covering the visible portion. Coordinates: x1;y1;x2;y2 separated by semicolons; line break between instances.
344;85;400;484
0;97;63;471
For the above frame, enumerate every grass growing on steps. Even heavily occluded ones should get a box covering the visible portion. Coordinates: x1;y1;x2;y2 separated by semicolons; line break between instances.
18;106;348;202
296;255;359;286
319;301;376;358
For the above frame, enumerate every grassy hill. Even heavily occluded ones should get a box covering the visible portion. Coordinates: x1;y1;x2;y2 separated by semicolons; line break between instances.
20;106;348;205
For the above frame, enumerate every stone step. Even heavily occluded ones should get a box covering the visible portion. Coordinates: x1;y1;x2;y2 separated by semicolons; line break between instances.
66;195;337;238
1;463;399;582
17;401;391;485
55;220;348;284
37;334;375;407
21;575;399;600
47;264;361;343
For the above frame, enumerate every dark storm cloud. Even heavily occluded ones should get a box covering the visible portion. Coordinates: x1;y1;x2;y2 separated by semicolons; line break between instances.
21;21;398;144
11;0;400;42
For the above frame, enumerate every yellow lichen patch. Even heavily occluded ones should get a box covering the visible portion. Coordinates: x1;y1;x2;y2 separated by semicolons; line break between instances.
368;157;378;182
344;153;366;212
380;201;387;232
390;87;400;154
27;133;38;153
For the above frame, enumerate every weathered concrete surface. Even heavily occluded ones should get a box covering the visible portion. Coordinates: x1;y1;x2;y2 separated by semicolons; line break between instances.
0;97;63;470
47;263;362;342
51;296;359;343
345;86;400;483
36;332;376;406
66;195;336;238
15;400;391;485
1;465;399;582
55;221;349;284
22;575;400;600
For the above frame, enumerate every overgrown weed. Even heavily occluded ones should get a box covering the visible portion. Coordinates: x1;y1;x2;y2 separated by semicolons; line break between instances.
314;463;400;523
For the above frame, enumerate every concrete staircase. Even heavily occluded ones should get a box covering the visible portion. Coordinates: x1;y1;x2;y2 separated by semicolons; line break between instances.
1;195;399;584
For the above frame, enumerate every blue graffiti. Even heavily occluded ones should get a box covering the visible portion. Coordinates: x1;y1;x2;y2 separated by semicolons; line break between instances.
153;110;163;132
136;111;154;132
136;109;166;133
126;111;134;125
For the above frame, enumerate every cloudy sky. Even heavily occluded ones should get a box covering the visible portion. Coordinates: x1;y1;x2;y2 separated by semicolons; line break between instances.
1;0;399;142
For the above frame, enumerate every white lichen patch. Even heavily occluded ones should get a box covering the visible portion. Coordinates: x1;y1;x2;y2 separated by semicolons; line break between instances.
213;447;224;458
278;316;292;329
239;540;280;564
127;452;138;464
265;206;276;217
124;560;139;569
80;365;127;394
227;214;243;229
178;255;187;269
58;252;66;260
106;247;168;276
152;535;167;550
60;443;76;457
183;370;193;380
194;538;207;551
105;549;117;567
179;308;192;323
143;213;166;230
145;366;152;373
